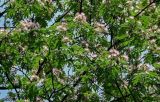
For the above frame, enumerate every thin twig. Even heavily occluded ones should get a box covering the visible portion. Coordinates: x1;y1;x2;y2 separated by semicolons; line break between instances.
51;6;74;26
114;80;126;102
0;1;9;7
13;67;30;81
61;71;87;102
49;85;68;101
89;0;93;24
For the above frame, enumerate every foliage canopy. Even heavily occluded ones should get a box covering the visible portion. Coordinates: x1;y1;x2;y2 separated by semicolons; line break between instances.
0;0;160;102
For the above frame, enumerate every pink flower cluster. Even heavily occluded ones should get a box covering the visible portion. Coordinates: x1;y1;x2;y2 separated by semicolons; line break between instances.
109;49;120;58
52;68;62;76
121;55;129;61
94;22;107;33
56;22;67;32
74;12;87;23
20;20;40;31
30;74;39;82
62;36;70;43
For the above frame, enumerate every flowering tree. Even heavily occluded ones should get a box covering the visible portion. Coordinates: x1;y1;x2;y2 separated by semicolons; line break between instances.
0;0;160;101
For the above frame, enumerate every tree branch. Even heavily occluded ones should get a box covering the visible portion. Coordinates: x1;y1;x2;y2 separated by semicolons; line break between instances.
49;85;68;101
0;1;9;7
5;72;20;99
36;57;47;75
79;0;83;13
0;9;7;18
13;67;30;81
108;25;114;50
89;0;93;24
114;80;126;102
0;86;20;90
134;0;156;17
51;5;74;26
61;71;87;102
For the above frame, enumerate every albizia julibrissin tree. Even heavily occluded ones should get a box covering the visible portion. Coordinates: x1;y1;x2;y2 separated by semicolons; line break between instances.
0;0;160;102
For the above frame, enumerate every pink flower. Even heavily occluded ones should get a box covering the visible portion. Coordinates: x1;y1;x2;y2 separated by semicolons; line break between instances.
94;22;107;33
137;64;149;71
121;55;129;61
52;68;62;76
62;36;70;43
74;12;87;23
56;22;67;32
31;75;39;82
109;49;120;58
91;53;97;58
150;39;156;44
20;20;40;31
36;96;43;102
84;48;90;52
89;52;98;59
81;40;89;47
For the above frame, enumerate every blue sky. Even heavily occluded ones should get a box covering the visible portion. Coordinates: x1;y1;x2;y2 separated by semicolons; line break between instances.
0;0;5;27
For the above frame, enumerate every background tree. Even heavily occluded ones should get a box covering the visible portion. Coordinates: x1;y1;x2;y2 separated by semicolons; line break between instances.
0;0;160;102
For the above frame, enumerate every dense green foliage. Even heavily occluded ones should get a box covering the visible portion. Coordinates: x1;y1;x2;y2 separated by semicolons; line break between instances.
0;0;160;101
